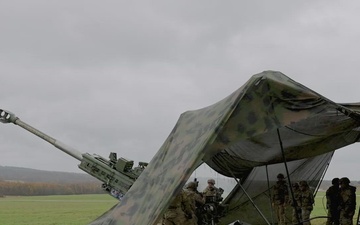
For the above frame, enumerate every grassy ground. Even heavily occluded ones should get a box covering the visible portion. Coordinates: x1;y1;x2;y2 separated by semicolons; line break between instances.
0;192;359;225
0;194;118;225
298;191;360;225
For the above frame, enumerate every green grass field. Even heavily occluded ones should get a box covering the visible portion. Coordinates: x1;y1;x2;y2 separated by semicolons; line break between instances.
0;192;359;225
286;191;360;225
0;194;118;225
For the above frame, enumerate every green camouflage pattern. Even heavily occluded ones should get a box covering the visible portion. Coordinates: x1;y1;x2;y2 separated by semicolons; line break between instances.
89;71;244;225
220;152;333;225
88;70;360;225
2;70;359;225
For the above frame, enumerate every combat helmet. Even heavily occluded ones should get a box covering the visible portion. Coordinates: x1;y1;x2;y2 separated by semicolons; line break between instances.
299;180;308;187
340;177;350;184
277;173;285;179
331;178;340;185
186;181;198;190
207;178;215;185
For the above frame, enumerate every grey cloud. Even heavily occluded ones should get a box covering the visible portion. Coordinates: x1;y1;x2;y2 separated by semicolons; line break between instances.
1;0;360;180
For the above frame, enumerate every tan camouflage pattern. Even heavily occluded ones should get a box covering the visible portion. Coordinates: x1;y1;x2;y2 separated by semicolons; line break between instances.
203;185;220;197
339;184;356;225
272;180;288;225
88;70;360;225
162;189;193;225
290;185;302;224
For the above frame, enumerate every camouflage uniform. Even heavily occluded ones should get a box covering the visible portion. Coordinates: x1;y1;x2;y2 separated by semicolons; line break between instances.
202;179;221;203
272;174;289;225
339;177;356;225
299;181;314;225
290;183;302;224
162;190;193;225
203;186;220;198
202;178;220;202
185;182;205;225
202;179;223;225
326;178;340;225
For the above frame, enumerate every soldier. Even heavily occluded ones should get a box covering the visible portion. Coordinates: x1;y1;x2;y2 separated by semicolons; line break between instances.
271;173;289;225
289;182;302;224
202;178;224;225
326;178;341;225
162;189;194;225
185;181;205;225
339;177;356;225
299;180;314;225
203;178;220;199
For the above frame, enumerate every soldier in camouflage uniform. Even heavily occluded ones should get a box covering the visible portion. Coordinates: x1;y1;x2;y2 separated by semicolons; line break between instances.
326;178;340;225
202;178;220;199
162;189;193;225
299;180;314;225
339;177;356;225
289;182;302;224
271;173;289;225
185;181;205;225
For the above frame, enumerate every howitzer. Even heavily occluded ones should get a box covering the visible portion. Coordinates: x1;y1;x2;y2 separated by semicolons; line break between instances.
0;109;148;199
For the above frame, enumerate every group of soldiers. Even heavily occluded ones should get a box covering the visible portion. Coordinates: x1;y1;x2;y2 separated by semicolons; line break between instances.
272;173;315;225
326;177;357;225
272;173;357;225
159;178;224;225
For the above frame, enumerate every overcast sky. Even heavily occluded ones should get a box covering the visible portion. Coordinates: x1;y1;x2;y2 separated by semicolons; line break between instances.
1;0;360;181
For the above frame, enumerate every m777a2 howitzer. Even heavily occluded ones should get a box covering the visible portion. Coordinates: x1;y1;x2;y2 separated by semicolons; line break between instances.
0;109;148;199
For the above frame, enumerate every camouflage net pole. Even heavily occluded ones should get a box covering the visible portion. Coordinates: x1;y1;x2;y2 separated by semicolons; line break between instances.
222;155;271;225
277;128;302;225
265;165;275;225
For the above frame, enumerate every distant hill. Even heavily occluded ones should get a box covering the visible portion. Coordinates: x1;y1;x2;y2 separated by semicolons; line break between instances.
0;165;99;184
1;165;359;191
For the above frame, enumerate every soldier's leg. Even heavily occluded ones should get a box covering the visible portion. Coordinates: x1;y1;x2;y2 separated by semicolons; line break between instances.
301;209;311;225
292;208;302;225
279;205;286;225
274;204;281;223
326;209;333;225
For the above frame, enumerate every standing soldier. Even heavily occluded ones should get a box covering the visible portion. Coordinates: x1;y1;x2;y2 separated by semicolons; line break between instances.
326;178;341;225
203;178;219;199
339;177;356;225
162;189;194;225
272;173;289;225
185;181;205;225
289;182;302;224
299;180;314;225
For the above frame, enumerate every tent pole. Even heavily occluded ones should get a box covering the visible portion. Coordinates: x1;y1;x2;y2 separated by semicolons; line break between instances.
266;165;275;225
277;128;302;225
223;161;271;225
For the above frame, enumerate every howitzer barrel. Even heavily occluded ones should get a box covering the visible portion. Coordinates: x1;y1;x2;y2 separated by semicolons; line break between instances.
1;108;147;198
0;109;83;161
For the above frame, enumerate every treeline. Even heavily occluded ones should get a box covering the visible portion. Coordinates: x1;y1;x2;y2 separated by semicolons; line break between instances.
0;181;104;196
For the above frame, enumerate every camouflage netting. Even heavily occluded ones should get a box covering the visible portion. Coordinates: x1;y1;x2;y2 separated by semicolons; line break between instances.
88;71;360;225
220;153;333;225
